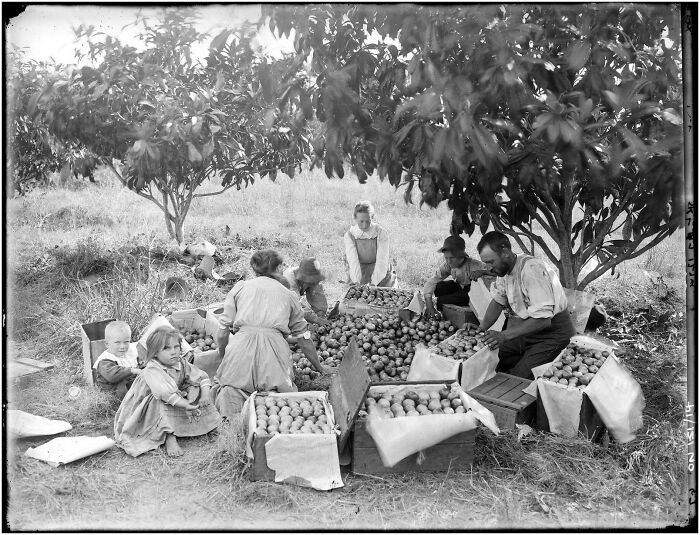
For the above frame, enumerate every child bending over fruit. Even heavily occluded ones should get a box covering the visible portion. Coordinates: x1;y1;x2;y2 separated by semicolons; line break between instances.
114;327;221;457
93;321;142;401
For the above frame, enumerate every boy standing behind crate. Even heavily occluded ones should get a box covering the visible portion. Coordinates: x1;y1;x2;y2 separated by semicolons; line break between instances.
93;321;141;401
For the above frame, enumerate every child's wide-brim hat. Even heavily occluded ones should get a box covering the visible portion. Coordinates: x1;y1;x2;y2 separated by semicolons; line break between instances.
298;258;325;283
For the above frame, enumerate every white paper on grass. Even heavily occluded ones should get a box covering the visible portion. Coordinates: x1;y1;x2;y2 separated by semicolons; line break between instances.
584;356;645;444
7;410;72;438
25;436;115;467
366;383;499;468
460;347;499;392
265;434;343;490
406;346;460;382
245;390;343;491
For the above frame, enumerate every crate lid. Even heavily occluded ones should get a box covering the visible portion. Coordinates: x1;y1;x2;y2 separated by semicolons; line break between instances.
328;336;371;452
468;372;536;410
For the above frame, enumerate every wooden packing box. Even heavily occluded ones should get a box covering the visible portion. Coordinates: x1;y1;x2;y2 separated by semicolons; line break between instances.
339;287;418;317
81;318;117;385
248;390;338;482
248;337;369;482
441;304;479;330
467;373;536;430
350;379;477;475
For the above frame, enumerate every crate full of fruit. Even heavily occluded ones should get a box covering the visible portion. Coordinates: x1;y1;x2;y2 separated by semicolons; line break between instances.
431;326;488;360
352;381;500;474
246;337;372;489
244;390;343;489
339;286;423;316
531;335;645;443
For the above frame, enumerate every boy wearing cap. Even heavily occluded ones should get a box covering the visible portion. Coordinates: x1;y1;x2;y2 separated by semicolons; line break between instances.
422;236;493;319
283;258;330;326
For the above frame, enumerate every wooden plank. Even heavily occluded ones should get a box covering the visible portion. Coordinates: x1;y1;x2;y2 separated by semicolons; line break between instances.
352;431;475;474
353;420;474;448
470;373;510;397
329;337;371;452
249;435;276;481
480;376;523;400
14;357;54;370
8;362;46;378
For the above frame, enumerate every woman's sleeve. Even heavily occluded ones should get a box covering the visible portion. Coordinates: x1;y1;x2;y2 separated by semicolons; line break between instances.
184;362;212;389
142;367;181;405
344;231;362;284
371;226;391;286
218;282;241;332
288;292;310;337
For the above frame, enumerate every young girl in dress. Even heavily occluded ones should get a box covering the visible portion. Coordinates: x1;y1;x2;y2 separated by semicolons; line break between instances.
114;327;221;457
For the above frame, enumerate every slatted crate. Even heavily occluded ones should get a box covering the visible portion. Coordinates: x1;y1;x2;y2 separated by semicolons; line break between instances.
467;373;537;430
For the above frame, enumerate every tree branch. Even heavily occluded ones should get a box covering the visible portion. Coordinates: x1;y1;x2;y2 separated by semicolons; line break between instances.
193;183;237;198
577;227;673;289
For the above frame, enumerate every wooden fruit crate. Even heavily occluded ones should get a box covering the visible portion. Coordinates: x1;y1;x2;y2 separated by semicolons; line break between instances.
80;318;117;385
351;380;476;474
352;419;475;474
441;304;479;329
535;391;606;441
467;373;536;430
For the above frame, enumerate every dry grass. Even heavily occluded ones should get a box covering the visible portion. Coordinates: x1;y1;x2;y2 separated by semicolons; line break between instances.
4;166;691;530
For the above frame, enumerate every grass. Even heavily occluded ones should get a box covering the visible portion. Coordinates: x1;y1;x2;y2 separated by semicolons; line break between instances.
4;166;691;530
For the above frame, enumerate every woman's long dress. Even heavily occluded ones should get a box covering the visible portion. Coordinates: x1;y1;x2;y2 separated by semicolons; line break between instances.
211;276;309;419
344;223;396;287
114;357;220;457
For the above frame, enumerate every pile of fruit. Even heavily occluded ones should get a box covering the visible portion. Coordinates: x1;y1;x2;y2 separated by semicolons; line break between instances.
176;326;217;352
358;386;467;418
291;313;456;383
253;396;335;435
431;326;488;360
541;343;611;387
344;287;415;309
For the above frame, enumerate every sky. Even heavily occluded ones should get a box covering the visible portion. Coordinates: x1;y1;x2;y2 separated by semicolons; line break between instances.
5;4;292;65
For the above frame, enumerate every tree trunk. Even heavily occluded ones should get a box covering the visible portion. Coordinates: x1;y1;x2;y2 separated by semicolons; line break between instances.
173;217;185;245
557;236;577;289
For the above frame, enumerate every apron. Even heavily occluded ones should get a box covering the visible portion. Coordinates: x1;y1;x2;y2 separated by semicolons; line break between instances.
349;234;396;287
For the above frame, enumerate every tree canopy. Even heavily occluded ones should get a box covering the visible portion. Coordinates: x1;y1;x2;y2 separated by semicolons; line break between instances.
30;8;311;243
264;4;684;289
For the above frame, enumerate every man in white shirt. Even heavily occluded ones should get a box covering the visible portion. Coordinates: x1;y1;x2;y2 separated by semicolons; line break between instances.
476;231;575;378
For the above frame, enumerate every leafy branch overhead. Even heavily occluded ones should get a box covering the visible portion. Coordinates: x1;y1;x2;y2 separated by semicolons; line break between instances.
264;4;684;289
28;8;312;243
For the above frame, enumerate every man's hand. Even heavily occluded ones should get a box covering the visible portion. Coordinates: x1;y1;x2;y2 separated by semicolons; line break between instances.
482;329;508;350
470;269;494;281
131;367;142;376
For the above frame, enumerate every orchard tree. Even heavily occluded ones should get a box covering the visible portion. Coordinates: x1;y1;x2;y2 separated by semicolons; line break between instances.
264;4;684;289
31;8;310;243
7;51;98;196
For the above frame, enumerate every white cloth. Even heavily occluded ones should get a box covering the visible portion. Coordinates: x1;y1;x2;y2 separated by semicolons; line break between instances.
490;255;568;320
92;343;139;370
